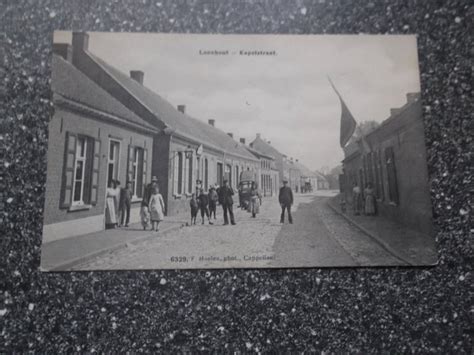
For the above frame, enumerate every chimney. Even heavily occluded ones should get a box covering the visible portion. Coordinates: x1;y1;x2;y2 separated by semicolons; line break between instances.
240;138;246;144
406;93;419;103
53;43;73;62
227;132;234;139
177;105;186;114
130;70;144;85
72;32;89;52
256;133;261;139
208;119;215;127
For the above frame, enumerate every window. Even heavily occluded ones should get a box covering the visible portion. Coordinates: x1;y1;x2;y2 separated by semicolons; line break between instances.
385;147;399;204
374;151;381;198
107;140;120;188
196;157;201;182
72;137;88;205
187;154;193;194
204;158;209;191
61;132;100;209
127;145;147;199
378;150;385;200
235;165;239;186
177;152;183;194
225;164;232;187
217;162;223;186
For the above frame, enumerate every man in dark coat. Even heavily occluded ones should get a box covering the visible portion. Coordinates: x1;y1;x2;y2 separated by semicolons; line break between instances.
279;180;293;224
218;180;236;225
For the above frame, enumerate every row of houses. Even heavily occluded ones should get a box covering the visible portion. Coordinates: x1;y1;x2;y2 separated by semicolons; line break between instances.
340;92;433;236
42;32;326;243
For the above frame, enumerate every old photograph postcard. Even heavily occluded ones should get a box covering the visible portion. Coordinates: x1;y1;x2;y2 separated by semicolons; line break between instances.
40;31;437;271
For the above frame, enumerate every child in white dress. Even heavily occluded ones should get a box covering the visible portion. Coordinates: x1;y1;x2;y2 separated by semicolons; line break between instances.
148;185;165;232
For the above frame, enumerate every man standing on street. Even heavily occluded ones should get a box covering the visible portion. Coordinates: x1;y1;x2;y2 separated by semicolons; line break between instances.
218;180;236;225
279;180;293;224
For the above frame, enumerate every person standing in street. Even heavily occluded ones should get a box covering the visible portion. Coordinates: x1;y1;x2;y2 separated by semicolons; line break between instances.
105;180;119;229
279;180;293;224
208;186;218;220
140;176;158;230
364;182;376;216
352;181;362;216
218;180;236;225
149;185;165;232
120;181;133;227
198;188;213;225
189;193;199;225
248;182;262;218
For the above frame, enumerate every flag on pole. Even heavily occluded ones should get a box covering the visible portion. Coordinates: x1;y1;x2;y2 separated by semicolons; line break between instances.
328;76;357;148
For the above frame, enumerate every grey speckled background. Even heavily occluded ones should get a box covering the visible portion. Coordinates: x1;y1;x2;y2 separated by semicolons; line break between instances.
1;0;472;352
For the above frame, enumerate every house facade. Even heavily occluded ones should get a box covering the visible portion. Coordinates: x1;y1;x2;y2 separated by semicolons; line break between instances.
341;93;433;235
243;142;280;196
43;50;157;243
250;134;286;186
64;32;259;217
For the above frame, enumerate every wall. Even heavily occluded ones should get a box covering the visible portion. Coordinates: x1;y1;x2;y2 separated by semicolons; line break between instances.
342;100;433;236
42;106;153;241
163;135;259;217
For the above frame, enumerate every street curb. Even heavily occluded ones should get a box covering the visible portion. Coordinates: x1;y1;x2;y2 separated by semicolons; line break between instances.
44;223;185;271
326;198;416;266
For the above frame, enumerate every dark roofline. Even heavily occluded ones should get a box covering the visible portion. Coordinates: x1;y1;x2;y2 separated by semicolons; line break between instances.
365;93;421;140
55;94;158;135
244;145;275;160
86;51;258;162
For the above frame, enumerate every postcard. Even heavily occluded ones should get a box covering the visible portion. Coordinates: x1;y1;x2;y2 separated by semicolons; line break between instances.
40;31;437;270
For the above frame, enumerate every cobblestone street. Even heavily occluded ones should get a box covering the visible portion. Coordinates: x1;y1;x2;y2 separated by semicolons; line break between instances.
73;191;402;270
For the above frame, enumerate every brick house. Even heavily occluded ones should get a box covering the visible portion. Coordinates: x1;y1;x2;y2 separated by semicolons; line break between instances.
64;32;259;217
249;134;287;188
341;93;433;235
242;140;279;196
43;50;157;243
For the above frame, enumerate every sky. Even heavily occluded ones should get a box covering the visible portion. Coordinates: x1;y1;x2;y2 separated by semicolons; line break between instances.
54;32;421;172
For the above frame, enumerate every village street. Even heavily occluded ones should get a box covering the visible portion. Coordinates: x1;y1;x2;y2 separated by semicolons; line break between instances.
72;191;402;270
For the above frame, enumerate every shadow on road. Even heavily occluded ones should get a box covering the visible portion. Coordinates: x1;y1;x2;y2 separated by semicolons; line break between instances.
271;195;357;267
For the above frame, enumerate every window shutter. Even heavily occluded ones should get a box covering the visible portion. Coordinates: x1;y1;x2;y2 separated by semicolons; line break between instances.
83;137;94;205
127;145;134;184
173;152;178;195
142;148;148;196
60;132;77;208
385;147;399;205
89;139;101;205
183;155;188;194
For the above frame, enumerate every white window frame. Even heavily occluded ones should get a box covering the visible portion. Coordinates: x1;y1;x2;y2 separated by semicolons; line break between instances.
132;147;144;199
107;138;121;188
72;136;87;206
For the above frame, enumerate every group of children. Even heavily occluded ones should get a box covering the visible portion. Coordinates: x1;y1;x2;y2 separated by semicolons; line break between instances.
189;186;219;225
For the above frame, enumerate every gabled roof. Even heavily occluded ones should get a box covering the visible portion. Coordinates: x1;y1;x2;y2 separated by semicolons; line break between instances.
249;136;286;159
244;145;274;160
52;55;157;132
293;161;317;177
87;52;257;162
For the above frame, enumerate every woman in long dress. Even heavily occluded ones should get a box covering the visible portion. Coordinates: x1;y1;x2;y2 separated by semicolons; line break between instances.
364;182;376;216
248;182;262;218
149;185;166;232
105;180;119;229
